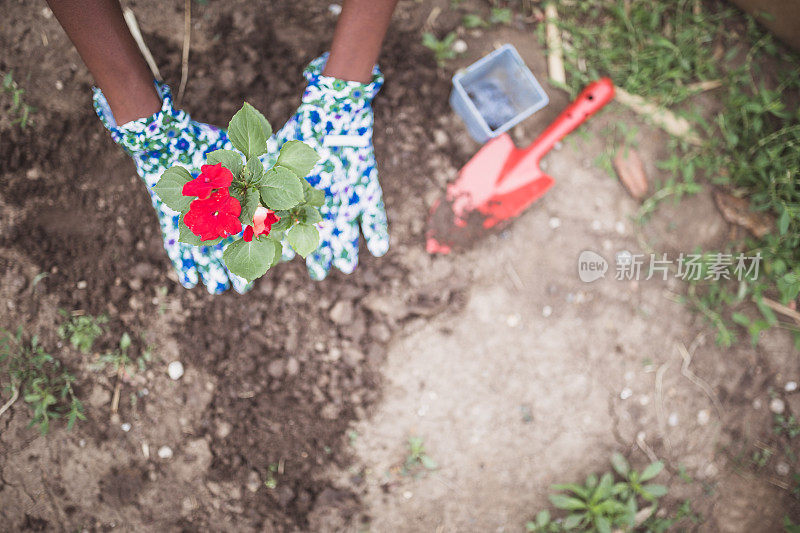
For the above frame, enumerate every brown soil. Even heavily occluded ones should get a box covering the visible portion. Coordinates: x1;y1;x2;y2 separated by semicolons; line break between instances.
2;0;800;532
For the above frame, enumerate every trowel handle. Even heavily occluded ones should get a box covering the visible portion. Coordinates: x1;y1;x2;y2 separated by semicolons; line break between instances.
523;78;615;162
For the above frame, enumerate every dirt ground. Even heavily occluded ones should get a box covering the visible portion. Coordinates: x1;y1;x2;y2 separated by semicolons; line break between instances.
1;0;799;531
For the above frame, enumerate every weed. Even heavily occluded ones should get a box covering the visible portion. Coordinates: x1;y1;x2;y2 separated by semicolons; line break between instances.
489;7;512;25
786;515;800;533
90;333;147;414
526;453;669;532
0;327;85;434
774;414;800;439
264;463;279;489
58;310;107;354
2;70;35;129
422;32;460;67
403;436;438;474
462;14;487;29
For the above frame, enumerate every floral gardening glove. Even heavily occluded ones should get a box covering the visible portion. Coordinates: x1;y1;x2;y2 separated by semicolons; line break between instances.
268;53;390;280
93;82;252;294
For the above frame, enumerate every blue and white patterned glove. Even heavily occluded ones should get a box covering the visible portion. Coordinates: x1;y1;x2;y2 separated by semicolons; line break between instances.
268;54;390;280
93;82;252;294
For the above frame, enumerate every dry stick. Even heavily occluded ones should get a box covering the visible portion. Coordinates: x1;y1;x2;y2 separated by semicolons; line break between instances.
110;365;124;415
0;383;19;420
614;87;703;146
544;3;566;85
676;342;724;420
762;296;800;326
177;0;191;105
123;8;162;81
636;431;660;464
654;360;671;451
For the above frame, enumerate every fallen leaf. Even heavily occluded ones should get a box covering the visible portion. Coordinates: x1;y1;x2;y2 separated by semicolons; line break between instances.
712;190;774;238
613;147;649;200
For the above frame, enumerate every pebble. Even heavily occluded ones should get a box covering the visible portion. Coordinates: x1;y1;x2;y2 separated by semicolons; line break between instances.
403;491;413;499
268;359;285;379
615;221;626;234
121;423;131;432
55;80;63;91
452;39;468;54
591;220;602;231
776;461;791;476
548;217;561;229
753;398;762;409
328;3;342;15
786;381;798;392
285;357;300;376
769;397;785;414
167;361;184;380
157;446;173;459
506;314;521;327
128;278;143;291
246;471;261;493
26;167;41;180
77;280;87;290
542;306;552;318
329;300;354;325
216;420;233;439
620;388;632;400
433;129;449;147
668;412;679;427
697;409;710;425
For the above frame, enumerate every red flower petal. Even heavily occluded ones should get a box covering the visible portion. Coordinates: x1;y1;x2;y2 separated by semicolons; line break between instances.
184;189;242;241
243;225;255;242
182;163;235;199
182;179;214;199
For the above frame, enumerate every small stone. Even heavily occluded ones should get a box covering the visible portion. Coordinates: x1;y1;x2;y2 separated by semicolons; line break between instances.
620;388;632;400
267;359;285;379
542;306;553;318
121;423;131;432
785;381;798;392
753;398;762;409
216;420;233;439
285;357;300;376
128;278;143;291
776;461;791;476
328;3;342;15
41;6;52;18
433;129;449;147
329;300;354;325
452;39;468;54
55;80;63;91
548;217;561;229
158;446;173;459
668;412;679;427
168;361;184;380
77;280;87;290
591;220;602;231
506;314;521;327
615;221;626;234
26;167;41;180
320;404;340;420
770;398;785;414
246;470;261;493
403;491;413;499
697;409;710;426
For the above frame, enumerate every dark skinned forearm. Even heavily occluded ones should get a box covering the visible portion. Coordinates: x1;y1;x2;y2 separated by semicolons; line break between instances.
48;0;162;124
323;0;399;83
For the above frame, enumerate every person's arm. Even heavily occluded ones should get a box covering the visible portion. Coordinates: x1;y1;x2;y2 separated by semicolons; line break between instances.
47;0;161;124
323;0;399;83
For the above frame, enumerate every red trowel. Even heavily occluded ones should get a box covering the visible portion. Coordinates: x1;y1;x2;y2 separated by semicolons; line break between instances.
426;78;615;254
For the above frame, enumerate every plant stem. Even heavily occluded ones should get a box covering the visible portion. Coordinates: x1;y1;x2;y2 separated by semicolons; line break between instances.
0;383;20;420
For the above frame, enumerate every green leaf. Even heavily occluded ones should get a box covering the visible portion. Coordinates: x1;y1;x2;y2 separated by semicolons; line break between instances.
562;513;584;530
287;223;319;258
535;510;550;527
222;236;278;282
778;210;790;235
259;166;304;210
303;179;326;207
277;140;319;178
611;452;630;477
246;155;266;186
178;217;223;246
641;483;668;499
238;188;261;226
640;461;664;481
552;483;590;500
298;205;322;225
420;455;438;469
227;102;271;159
271;216;293;232
548;494;587;511
154;166;193;212
207;149;244;177
595;515;612;533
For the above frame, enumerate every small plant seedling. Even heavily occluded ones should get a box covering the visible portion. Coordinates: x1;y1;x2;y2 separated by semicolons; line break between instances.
264;463;279;489
489;7;512;25
403;436;438;474
58;310;108;354
2;70;36;129
422;32;460;67
774;414;800;439
462;14;488;29
0;327;85;434
90;333;144;414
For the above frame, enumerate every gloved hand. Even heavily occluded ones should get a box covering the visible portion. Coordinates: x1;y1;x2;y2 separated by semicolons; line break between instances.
268;53;390;280
93;81;252;294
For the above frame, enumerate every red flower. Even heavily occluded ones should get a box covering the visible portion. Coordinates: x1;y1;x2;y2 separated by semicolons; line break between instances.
183;189;242;241
243;206;280;242
182;163;234;199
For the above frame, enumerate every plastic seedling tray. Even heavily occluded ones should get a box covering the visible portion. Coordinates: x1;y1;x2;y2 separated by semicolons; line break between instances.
450;44;549;143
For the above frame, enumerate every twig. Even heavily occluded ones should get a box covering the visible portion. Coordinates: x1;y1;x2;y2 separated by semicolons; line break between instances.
177;0;191;104
614;87;703;145
636;431;659;464
545;3;566;85
123;8;162;81
0;383;19;419
676;342;724;419
762;296;800;326
654;360;670;449
110;365;123;415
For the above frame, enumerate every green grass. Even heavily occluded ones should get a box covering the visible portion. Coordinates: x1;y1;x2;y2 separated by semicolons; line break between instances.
0;327;85;434
403;436;438;475
58;310;108;354
422;32;461;66
550;0;800;348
